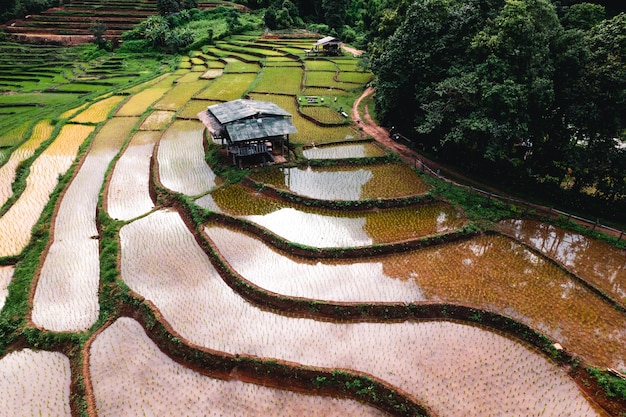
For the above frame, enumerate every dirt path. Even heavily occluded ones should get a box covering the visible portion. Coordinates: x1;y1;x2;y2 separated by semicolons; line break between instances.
351;88;624;240
341;45;363;57
352;87;454;172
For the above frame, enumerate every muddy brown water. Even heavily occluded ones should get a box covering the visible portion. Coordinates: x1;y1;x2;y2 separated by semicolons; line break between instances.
499;219;626;309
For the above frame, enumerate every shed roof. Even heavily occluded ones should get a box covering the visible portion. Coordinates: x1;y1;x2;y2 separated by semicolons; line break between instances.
226;118;297;143
208;99;291;125
315;36;340;46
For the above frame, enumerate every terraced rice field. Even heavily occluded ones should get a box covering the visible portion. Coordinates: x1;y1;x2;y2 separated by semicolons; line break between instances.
0;266;13;311
0;349;71;417
107;131;159;221
91;317;389;417
0;30;624;417
499;218;626;309
0;120;53;208
33;116;137;332
157;119;217;196
302;142;387;159
119;212;607;417
0;123;95;256
247;163;430;200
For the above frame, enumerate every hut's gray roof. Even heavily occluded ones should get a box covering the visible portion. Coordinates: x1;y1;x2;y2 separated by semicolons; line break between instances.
226;118;297;143
207;99;291;125
315;36;340;46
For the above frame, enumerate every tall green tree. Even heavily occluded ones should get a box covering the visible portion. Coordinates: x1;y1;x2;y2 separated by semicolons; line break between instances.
322;0;349;32
372;0;504;156
562;13;626;200
561;2;605;30
468;0;562;165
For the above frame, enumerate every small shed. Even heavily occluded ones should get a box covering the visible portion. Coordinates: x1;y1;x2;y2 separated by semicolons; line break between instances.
306;36;342;56
202;99;297;167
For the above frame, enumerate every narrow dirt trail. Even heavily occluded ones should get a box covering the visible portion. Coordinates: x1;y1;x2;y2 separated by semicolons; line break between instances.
351;87;624;239
352;87;453;172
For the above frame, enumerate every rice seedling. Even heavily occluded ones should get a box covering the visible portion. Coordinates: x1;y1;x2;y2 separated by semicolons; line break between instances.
157;120;217;196
58;103;90;120
304;60;338;72
70;95;126;124
107;131;160;221
153;80;207;111
500;218;626;308
264;57;302;66
115;79;175;117
0;120;29;147
201;183;464;247
176;71;204;83
302;87;350;97
0;119;53;208
119;74;172;95
190;57;206;66
138;110;175;131
204;225;425;302
0;124;94;257
304;71;342;89
0;265;13;311
331;60;362;72
247;164;429;200
299;105;346;125
302;142;387;159
178;99;221;119
211;48;264;63
337;72;373;84
248;94;358;144
91;317;389;417
119;213;604;417
224;60;260;73
194;73;258;101
197;182;282;215
378;234;626;368
252;67;303;95
0;349;71;417
32;117;137;332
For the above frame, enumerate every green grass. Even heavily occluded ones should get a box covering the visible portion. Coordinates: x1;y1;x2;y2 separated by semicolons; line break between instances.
252;67;303;95
337;71;372;84
304;59;338;71
587;367;626;400
223;60;260;73
195;72;258;101
300;105;347;125
249;93;359;145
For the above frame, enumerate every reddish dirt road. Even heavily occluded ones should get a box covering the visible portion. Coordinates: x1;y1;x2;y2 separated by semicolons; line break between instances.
351;87;464;177
351;87;624;240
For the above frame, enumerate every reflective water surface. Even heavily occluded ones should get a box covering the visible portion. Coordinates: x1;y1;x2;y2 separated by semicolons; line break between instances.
248;163;429;200
500;219;626;308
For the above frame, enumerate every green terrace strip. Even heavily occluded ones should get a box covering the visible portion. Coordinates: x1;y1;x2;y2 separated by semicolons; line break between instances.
246;163;430;200
1;21;624;417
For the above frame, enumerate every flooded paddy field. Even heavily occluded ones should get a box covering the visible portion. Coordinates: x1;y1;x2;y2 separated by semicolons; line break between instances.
119;210;606;417
91;317;389;417
302;141;388;159
247;163;430;200
500;218;626;308
197;183;464;247
0;32;624;417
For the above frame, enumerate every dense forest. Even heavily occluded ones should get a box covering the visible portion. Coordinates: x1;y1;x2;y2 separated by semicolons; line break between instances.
368;0;626;222
1;0;625;222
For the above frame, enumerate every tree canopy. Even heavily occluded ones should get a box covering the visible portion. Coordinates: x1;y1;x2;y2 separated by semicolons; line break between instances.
370;0;625;220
